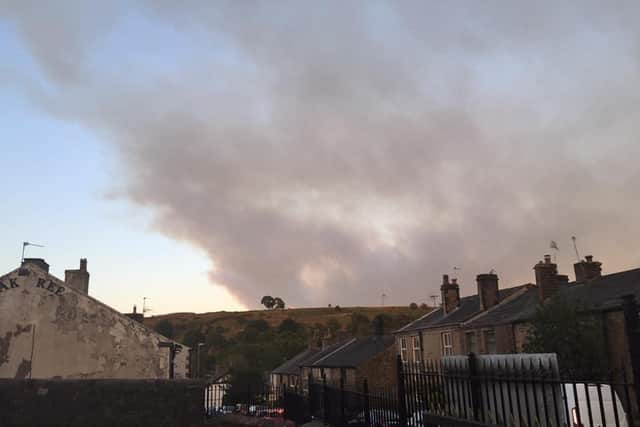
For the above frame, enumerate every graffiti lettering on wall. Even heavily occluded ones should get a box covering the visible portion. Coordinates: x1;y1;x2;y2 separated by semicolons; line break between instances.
0;277;65;296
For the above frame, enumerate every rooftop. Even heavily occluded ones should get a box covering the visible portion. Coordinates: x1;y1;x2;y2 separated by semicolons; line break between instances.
465;267;640;328
396;285;528;333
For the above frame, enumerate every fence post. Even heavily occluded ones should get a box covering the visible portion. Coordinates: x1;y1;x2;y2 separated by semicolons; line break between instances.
363;379;371;427
396;355;408;427
622;295;640;420
468;352;482;421
340;375;346;427
308;373;314;417
323;376;329;425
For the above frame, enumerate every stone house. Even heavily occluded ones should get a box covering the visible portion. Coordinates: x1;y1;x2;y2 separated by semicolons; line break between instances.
394;273;530;363
395;254;640;376
462;255;640;372
0;258;190;379
270;348;319;389
293;335;397;390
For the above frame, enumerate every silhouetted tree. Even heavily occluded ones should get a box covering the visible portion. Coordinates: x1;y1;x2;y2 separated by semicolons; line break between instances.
420;303;428;310
261;295;275;309
524;296;606;376
182;328;206;348
154;319;175;339
409;302;418;309
274;297;285;309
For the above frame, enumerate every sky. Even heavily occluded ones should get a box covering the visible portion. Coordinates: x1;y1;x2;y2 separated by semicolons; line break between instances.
1;1;639;314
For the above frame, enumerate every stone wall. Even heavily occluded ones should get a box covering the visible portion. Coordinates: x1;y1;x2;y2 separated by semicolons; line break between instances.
356;345;397;390
0;264;189;379
0;379;204;427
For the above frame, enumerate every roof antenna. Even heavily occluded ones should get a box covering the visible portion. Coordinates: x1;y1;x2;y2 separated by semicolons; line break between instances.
571;236;581;262
143;297;152;316
550;240;559;263
429;295;440;307
21;241;45;263
452;266;461;280
381;292;387;306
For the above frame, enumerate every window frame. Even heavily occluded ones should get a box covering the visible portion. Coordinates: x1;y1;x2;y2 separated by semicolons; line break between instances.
441;332;453;356
484;329;497;354
412;335;421;362
465;331;478;354
400;337;408;361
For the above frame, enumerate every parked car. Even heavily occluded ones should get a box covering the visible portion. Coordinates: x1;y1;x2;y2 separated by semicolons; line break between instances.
564;383;629;427
348;409;400;427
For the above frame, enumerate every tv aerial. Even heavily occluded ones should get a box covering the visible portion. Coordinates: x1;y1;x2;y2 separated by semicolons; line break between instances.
21;241;45;263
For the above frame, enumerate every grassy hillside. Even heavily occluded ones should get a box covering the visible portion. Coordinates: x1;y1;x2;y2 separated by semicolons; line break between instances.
145;305;432;378
146;305;430;341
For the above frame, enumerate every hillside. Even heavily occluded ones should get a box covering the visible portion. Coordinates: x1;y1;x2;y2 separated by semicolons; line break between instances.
146;305;431;340
145;305;432;378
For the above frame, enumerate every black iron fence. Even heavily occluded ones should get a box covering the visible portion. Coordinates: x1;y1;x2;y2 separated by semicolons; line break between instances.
205;354;639;426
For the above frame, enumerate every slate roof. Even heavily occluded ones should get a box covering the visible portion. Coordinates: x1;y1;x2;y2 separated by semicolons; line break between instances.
395;285;529;333
309;335;395;368
465;267;640;328
272;348;320;375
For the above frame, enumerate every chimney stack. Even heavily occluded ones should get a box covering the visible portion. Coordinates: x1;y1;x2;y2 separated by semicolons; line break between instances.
441;274;460;314
534;254;564;301
21;258;49;273
65;258;90;294
574;255;602;282
125;305;144;323
477;273;499;310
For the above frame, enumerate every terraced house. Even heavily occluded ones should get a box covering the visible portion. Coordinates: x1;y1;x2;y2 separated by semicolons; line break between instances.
395;254;640;376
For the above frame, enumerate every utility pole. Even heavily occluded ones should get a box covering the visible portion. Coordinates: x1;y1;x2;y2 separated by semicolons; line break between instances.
381;293;387;306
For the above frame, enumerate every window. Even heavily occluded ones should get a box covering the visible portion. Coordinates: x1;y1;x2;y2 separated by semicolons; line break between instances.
484;330;497;354
400;337;408;361
441;332;453;356
412;336;421;362
465;332;478;354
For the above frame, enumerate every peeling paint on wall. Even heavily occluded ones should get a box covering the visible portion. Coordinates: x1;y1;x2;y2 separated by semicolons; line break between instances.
0;264;190;379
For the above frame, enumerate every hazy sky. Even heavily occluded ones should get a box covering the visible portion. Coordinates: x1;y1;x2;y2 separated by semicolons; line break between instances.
1;1;639;314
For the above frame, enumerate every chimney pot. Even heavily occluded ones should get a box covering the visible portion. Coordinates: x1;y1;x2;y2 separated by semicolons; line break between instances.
585;255;593;262
544;254;551;264
442;274;449;285
451;278;458;285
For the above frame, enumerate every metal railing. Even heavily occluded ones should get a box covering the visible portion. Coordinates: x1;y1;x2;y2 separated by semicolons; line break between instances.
205;354;639;426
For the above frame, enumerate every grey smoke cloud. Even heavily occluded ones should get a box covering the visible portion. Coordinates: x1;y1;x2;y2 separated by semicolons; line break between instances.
3;1;640;307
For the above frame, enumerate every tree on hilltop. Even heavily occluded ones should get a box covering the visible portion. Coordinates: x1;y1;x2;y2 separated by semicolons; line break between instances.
261;295;275;309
